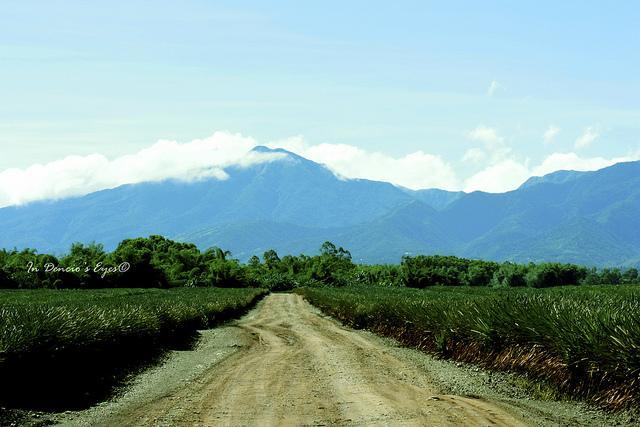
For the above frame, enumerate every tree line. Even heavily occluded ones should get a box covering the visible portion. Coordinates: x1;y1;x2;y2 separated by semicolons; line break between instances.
0;236;638;289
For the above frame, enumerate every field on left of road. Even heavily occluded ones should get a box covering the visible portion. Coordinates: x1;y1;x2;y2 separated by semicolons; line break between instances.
0;287;267;413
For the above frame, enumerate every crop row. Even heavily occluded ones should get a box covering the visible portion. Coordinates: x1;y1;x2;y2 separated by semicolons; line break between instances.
0;287;267;409
297;285;640;409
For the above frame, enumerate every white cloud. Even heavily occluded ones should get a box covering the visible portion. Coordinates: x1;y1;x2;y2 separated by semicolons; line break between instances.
462;125;634;193
487;80;504;96
268;138;459;190
543;125;560;144
575;126;599;149
466;126;512;164
464;159;531;193
462;148;487;164
467;126;504;149
532;152;636;176
0;132;284;207
464;151;640;193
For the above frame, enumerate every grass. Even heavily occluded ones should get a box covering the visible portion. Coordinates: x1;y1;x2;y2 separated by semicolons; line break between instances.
296;285;640;410
0;287;267;409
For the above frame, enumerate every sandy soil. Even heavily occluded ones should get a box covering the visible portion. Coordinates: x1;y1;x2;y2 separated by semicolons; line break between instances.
54;294;633;427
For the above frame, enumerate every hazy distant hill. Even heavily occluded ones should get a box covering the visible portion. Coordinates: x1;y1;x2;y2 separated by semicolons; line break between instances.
0;146;638;266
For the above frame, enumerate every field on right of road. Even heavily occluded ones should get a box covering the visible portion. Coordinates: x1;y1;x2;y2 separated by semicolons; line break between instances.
297;285;640;410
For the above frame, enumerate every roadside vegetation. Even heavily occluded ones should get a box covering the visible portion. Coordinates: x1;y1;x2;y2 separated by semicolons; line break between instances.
296;285;640;410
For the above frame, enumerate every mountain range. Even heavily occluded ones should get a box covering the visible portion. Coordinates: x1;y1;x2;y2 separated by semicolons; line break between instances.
1;146;639;267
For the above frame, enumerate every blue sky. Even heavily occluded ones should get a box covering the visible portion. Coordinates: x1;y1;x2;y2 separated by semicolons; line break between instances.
0;1;639;202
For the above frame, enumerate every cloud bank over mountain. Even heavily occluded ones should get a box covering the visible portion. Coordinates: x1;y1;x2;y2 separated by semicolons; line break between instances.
0;132;284;207
268;134;639;193
1;131;638;207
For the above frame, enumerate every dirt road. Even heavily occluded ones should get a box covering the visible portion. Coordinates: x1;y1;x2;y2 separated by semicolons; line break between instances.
57;294;626;427
76;294;527;426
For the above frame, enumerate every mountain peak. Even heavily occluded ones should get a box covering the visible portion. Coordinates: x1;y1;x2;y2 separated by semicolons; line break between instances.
251;145;301;158
251;145;279;153
248;145;320;168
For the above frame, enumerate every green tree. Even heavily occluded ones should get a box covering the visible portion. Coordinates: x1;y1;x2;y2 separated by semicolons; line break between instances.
61;242;106;288
622;268;639;284
599;268;622;285
263;249;281;271
491;263;528;287
109;238;168;288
